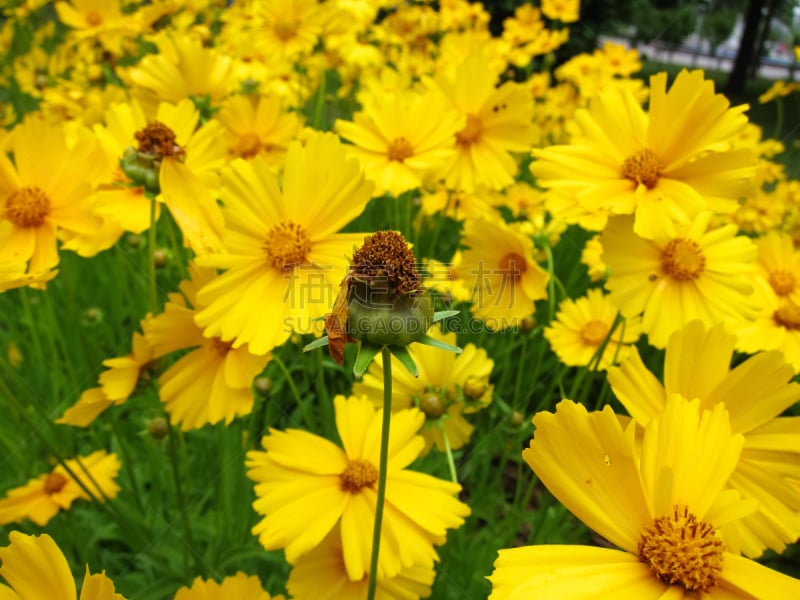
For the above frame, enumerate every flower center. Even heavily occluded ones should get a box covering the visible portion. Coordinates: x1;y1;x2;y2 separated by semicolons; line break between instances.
463;376;488;400
387;137;414;162
135;121;184;160
769;270;796;296
638;505;723;592
498;252;527;282
774;301;800;330
455;114;482;146
580;320;609;345
85;11;103;26
418;392;447;419
263;221;311;270
5;186;51;228
43;472;68;495
273;19;298;41
661;239;705;281
340;459;378;493
350;230;422;295
211;338;233;356
621;148;664;189
235;132;262;159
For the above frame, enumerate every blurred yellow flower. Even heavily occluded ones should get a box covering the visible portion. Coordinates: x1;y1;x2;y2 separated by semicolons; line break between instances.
0;451;120;526
174;572;283;600
541;0;579;23
0;531;125;599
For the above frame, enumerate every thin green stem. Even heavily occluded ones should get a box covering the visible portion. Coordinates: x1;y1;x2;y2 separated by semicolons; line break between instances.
166;419;195;576
148;192;158;311
272;354;314;430
367;347;393;600
313;70;328;130
440;422;458;483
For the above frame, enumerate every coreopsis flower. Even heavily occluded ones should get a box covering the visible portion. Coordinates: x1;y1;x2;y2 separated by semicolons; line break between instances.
752;230;800;304
0;256;56;292
541;0;579;23
595;41;642;77
57;330;154;427
353;326;494;454
433;53;536;192
0;451;120;526
217;93;302;164
335;87;463;197
457;217;549;330
126;33;233;108
607;320;800;557
600;213;757;348
286;524;435;600
0;532;125;599
54;0;139;55
544;288;642;370
488;397;800;598
531;69;755;240
246;395;470;581
0;116;104;274
194;132;373;356
144;265;270;431
256;0;325;61
95;98;226;255
174;572;283;600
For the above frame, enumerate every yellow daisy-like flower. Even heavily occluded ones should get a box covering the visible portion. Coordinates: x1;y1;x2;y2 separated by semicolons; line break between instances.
752;230;800;304
335;86;463;197
489;397;800;599
217;93;302;164
0;532;125;600
194;132;373;356
54;0;139;55
541;0;579;23
57;329;154;427
434;53;536;192
127;33;233;108
174;572;283;600
353;326;494;454
0;450;121;526
246;395;470;581
531;69;755;240
457;217;549;330
544;288;642;370
0;256;56;292
286;524;435;600
0;117;104;274
256;0;324;62
600;213;757;348
608;320;800;557
144;265;270;431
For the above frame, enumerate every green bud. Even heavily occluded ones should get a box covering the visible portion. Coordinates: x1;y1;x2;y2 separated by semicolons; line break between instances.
347;284;433;347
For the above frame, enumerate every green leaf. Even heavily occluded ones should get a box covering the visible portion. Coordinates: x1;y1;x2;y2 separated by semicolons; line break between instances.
417;334;462;354
390;345;419;377
433;310;460;323
303;336;329;352
353;342;382;377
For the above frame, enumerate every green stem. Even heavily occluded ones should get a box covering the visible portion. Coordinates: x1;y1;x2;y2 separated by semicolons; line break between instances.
148;192;158;311
272;354;314;430
774;95;785;140
166;419;195;576
367;347;393;600
440;422;458;483
315;347;334;438
313;69;328;130
511;334;528;410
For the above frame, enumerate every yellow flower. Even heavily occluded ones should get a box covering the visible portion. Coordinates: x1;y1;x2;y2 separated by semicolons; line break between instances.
600;213;757;348
0;451;120;526
217;93;302;164
544;288;642;369
608;320;800;557
246;395;470;581
54;0;139;55
434;54;536;192
541;0;579;23
353;326;494;454
753;230;800;305
0;256;56;292
489;397;800;598
531;69;755;240
256;0;325;61
286;524;435;600
144;265;270;431
335;86;463;197
194;132;373;356
0;117;104;274
580;234;606;281
0;532;125;600
127;33;233;107
174;572;283;600
57;330;153;427
457;217;549;330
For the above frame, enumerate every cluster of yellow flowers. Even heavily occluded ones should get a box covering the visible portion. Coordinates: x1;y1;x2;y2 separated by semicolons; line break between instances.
1;0;800;598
